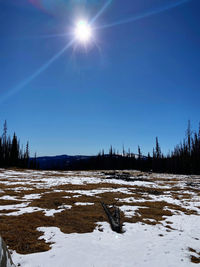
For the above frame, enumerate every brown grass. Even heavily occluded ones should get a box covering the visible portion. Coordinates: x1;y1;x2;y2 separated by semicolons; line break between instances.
0;183;34;189
0;212;53;254
0;199;21;206
189;248;200;264
0;169;199;255
0;203;107;254
2;188;52;198
54;182;133;191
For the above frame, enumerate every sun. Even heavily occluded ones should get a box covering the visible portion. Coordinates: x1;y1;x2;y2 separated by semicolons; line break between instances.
74;20;92;43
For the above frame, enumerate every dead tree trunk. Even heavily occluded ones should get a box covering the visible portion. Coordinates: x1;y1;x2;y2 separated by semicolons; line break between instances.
101;202;122;233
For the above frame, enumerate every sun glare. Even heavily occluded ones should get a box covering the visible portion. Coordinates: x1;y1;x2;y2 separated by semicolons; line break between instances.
74;20;92;43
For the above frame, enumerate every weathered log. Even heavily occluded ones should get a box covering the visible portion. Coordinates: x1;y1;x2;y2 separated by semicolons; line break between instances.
0;236;15;267
101;202;122;233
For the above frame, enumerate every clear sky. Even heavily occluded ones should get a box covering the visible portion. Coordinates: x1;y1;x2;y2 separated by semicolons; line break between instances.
0;0;200;157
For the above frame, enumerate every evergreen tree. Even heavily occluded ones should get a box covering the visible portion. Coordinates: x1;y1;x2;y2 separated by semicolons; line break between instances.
138;146;141;160
155;137;161;159
109;145;113;156
0;121;32;169
186;120;192;156
10;133;19;166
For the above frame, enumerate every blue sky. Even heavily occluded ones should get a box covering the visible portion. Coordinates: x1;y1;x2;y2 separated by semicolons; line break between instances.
0;0;200;156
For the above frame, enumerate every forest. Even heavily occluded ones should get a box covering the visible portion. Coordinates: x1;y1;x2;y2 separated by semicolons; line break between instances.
68;121;200;174
0;121;30;168
0;120;200;174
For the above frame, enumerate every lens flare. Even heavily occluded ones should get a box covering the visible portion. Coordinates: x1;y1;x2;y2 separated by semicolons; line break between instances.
96;0;190;30
74;20;92;43
0;0;111;104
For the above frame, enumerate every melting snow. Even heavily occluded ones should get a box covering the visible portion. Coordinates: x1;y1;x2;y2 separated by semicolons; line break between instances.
12;215;200;267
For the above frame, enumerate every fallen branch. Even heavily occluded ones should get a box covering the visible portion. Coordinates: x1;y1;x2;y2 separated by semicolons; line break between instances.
101;202;122;233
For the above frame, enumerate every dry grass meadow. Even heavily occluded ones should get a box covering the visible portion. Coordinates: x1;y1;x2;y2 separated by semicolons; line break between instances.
0;168;199;263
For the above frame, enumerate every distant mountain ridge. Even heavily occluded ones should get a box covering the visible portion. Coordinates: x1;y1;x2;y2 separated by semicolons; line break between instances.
33;153;148;170
33;154;91;170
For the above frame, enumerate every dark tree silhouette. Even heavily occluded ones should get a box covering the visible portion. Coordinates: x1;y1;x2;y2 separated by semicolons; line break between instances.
10;133;19;166
64;121;200;174
0;121;30;168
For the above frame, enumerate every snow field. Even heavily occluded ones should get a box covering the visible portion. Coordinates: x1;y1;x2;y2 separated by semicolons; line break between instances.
0;168;199;266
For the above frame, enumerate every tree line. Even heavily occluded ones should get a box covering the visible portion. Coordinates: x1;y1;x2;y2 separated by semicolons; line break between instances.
0;121;37;169
68;121;200;174
153;121;200;174
1;120;200;174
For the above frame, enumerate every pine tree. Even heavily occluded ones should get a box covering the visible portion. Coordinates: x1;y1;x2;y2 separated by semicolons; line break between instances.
24;142;29;168
186;120;192;156
122;145;125;156
109;145;113;156
155;137;161;159
2;120;7;144
138;146;141;159
2;120;7;165
10;133;19;166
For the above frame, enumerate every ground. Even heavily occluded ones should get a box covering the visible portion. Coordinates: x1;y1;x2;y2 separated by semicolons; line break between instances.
0;168;199;266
